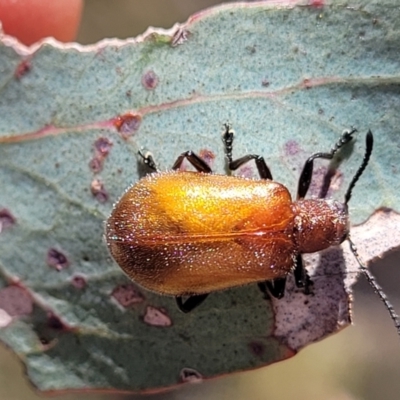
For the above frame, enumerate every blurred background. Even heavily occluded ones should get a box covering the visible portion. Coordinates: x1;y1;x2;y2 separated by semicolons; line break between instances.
1;1;400;399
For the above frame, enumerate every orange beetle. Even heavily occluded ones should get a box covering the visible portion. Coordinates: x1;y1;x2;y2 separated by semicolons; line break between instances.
106;125;400;332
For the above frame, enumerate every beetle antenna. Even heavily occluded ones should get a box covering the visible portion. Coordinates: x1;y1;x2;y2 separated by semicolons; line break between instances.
344;131;373;205
347;236;400;336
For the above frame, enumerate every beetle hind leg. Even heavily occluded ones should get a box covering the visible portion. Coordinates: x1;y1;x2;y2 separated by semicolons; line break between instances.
222;124;273;180
176;294;209;313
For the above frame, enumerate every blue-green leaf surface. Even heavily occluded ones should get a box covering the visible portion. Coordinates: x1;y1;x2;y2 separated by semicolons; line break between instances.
0;0;400;393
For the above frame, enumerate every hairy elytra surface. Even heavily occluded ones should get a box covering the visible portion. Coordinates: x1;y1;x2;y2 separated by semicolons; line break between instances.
106;170;348;296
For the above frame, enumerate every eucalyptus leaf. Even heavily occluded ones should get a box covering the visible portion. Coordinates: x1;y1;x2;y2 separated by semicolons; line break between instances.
0;0;399;393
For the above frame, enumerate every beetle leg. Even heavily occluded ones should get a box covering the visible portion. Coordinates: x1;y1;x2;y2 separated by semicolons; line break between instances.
258;278;287;299
138;150;159;172
293;255;313;294
172;151;212;173
297;127;357;200
222;124;273;180
257;282;270;299
266;278;286;299
229;155;273;180
176;294;209;313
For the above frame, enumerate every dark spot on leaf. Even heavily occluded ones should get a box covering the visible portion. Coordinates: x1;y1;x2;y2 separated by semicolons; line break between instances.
318;108;324;115
0;208;16;232
82;255;90;262
303;78;312;89
71;275;87;289
142;306;172;327
14;59;31;80
88;157;103;173
47;248;69;271
126;90;132;97
39;337;50;345
142;70;159;90
245;45;256;54
238;164;256;179
113;113;142;137
249;341;265;357
90;178;109;203
261;79;270;87
47;313;65;330
89;137;113;173
0;286;33;316
285;140;300;156
180;368;203;383
112;284;144;307
94;137;113;156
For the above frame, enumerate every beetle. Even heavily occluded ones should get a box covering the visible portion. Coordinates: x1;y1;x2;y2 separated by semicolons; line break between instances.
106;125;400;334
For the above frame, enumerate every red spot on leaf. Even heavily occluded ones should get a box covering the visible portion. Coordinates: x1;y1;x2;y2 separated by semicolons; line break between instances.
71;275;87;289
0;208;16;233
199;149;216;168
89;137;113;173
94;137;113;156
47;248;69;271
284;140;301;156
238;164;256;179
112;284;144;307
113;113;142;137
0;286;33;317
14;59;31;80
90;178;109;203
142;306;172;327
310;0;324;8
88;157;103;173
142;70;159;90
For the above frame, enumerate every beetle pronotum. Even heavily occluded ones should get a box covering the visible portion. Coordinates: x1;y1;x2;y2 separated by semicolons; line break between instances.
106;125;400;336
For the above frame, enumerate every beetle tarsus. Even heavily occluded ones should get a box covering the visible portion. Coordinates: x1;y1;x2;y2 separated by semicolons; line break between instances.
222;124;273;180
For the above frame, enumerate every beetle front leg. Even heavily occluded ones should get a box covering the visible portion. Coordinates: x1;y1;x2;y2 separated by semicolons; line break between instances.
297;128;357;199
222;124;273;180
